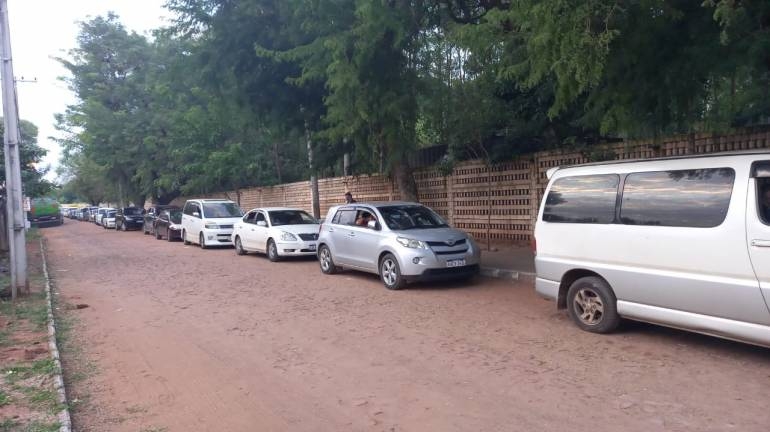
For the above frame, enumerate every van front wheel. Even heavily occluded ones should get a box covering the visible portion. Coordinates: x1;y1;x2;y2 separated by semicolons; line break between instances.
566;276;620;334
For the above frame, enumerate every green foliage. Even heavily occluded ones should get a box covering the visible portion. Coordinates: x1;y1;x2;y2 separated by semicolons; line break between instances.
57;1;770;201
0;119;55;198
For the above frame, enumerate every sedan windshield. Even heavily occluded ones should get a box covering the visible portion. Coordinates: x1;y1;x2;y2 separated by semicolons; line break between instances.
203;202;243;218
269;210;317;226
124;208;143;216
378;205;449;230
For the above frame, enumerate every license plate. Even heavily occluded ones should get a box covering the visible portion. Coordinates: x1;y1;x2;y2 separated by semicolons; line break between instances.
446;259;466;268
308;244;317;251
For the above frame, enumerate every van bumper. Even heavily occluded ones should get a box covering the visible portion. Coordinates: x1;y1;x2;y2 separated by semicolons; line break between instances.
535;277;560;301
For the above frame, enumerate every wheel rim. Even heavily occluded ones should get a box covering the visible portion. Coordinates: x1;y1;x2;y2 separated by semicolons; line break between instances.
269;242;277;258
381;258;397;286
573;288;604;325
320;248;331;271
236;238;242;253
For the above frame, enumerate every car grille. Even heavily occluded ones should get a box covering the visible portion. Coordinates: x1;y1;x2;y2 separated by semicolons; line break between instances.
426;239;467;247
298;233;318;241
218;224;234;229
427;238;468;255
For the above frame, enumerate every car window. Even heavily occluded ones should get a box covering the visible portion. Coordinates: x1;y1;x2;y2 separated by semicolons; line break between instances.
202;202;243;218
620;168;734;228
334;209;357;226
168;209;182;223
758;178;770;226
268;210;316;226
255;212;266;223
244;211;256;224
543;174;619;224
378;205;448;230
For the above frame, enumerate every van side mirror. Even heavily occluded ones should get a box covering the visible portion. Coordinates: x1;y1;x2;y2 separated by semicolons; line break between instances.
257;220;267;227
193;211;200;218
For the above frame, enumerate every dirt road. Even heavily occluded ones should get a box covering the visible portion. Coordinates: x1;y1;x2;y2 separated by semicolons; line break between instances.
44;221;770;431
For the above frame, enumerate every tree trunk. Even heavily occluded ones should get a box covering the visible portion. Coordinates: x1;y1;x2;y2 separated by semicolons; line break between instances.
393;161;418;202
305;120;320;219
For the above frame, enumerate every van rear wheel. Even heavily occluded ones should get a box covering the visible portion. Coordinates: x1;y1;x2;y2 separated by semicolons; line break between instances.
566;276;620;334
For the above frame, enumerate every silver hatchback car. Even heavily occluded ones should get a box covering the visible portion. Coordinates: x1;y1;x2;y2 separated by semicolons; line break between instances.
317;202;481;289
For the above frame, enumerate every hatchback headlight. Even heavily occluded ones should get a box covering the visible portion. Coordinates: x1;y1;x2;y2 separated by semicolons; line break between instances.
280;231;297;241
204;223;219;229
397;237;428;249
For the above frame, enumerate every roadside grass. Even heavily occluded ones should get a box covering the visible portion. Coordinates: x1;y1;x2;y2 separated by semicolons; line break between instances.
0;240;63;431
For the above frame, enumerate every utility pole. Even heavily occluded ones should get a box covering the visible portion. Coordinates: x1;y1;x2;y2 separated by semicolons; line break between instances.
0;0;27;299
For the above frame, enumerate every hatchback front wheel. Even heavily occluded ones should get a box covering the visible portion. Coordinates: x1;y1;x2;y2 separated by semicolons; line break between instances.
318;245;338;274
379;253;405;290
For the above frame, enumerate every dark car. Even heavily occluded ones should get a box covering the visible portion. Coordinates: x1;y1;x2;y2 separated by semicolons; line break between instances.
115;207;145;231
143;205;180;236
154;208;183;241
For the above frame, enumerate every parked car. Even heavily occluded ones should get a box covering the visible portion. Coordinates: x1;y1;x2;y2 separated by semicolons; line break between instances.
115;207;145;231
143;205;180;236
79;207;97;221
181;199;243;248
154;208;183;241
94;207;115;226
534;151;770;348
101;209;117;229
317;202;480;290
27;197;63;227
232;207;320;261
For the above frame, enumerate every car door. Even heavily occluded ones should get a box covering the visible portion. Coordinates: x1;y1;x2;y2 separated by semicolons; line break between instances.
748;161;770;314
254;211;270;252
328;208;357;266
347;207;382;271
187;203;203;242
235;211;255;249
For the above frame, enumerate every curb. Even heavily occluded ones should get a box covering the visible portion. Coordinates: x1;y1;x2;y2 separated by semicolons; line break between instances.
40;238;73;432
480;267;520;280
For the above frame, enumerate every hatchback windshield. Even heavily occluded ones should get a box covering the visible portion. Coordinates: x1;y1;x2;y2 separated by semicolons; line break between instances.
123;208;143;216
106;211;116;217
203;202;243;218
378;205;449;230
168;209;183;224
268;210;316;226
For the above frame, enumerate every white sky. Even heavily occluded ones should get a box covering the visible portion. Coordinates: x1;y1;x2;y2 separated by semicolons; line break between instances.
3;0;168;181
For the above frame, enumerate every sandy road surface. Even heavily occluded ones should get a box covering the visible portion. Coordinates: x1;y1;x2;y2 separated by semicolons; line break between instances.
43;221;770;432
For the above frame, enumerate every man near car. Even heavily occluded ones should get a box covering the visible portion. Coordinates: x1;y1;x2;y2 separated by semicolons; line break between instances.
344;192;356;204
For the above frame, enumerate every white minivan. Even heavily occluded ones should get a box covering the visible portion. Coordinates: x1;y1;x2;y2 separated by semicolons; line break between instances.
181;199;244;248
534;151;770;347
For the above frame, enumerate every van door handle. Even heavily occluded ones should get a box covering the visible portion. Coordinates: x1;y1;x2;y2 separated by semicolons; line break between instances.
751;240;770;248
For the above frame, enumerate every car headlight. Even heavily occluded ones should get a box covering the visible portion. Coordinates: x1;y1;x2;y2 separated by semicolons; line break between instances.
280;231;297;241
397;237;428;249
204;223;219;229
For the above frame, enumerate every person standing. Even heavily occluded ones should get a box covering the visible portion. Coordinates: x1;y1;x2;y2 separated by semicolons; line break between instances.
344;192;357;204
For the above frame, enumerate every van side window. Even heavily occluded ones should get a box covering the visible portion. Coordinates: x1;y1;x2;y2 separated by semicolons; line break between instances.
543;175;619;223
759;179;770;225
620;168;734;228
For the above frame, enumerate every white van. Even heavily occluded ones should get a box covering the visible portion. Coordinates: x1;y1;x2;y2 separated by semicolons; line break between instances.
534;151;770;347
181;199;244;248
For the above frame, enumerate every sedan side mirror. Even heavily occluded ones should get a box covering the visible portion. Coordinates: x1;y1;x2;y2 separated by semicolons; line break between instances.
257;220;267;227
192;211;200;218
367;220;379;230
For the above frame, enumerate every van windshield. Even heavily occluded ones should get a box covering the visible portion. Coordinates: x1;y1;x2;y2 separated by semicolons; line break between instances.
202;202;243;218
378;205;448;230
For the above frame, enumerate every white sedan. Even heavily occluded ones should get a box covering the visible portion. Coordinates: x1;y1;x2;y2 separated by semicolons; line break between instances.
232;207;320;261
